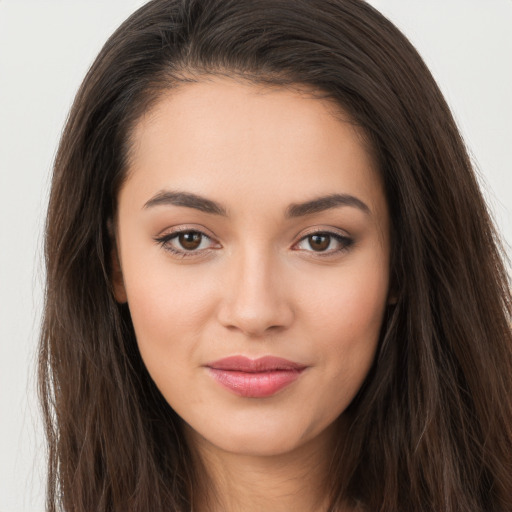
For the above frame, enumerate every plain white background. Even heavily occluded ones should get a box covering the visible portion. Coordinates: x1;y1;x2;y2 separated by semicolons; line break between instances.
0;1;510;510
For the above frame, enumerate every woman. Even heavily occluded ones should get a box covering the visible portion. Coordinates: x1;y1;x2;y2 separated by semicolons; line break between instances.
39;0;512;510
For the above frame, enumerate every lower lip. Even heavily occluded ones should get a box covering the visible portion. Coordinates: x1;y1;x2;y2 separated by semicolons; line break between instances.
207;368;304;398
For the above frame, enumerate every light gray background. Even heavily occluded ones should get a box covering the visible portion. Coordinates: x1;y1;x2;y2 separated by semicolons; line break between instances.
1;1;510;510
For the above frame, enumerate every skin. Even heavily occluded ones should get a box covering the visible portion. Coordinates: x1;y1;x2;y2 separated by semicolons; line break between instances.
113;76;391;512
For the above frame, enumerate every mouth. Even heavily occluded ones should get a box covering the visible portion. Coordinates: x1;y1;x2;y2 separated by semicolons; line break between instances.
205;355;308;398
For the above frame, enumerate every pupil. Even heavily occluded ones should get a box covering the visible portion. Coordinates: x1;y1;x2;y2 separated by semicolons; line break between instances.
309;234;330;251
179;232;202;250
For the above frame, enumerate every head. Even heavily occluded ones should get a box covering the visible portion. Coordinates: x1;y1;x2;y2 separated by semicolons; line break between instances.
40;1;512;511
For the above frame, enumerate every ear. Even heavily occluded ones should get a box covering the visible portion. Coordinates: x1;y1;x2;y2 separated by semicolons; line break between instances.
108;219;128;304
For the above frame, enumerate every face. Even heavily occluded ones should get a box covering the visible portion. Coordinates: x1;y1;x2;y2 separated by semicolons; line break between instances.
114;77;391;457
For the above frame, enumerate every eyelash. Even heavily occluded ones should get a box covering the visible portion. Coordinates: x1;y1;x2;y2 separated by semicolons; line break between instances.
154;229;219;259
154;228;354;259
294;231;354;256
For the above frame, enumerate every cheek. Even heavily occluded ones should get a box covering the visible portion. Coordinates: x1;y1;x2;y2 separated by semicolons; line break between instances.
301;256;389;391
121;258;221;395
304;257;388;342
125;275;205;406
124;257;217;336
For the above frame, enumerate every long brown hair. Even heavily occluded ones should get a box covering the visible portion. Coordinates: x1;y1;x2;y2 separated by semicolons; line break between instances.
39;0;512;510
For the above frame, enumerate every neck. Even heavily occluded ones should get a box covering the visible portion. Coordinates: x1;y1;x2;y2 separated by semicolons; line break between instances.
185;421;352;512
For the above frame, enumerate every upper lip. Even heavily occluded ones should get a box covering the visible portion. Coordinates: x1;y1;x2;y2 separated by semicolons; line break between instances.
205;355;307;373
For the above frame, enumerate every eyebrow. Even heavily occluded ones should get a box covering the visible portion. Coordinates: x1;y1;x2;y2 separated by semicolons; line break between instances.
285;193;370;218
143;191;228;216
143;190;370;217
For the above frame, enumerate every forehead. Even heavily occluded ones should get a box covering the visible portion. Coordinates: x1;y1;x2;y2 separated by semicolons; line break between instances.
122;77;385;217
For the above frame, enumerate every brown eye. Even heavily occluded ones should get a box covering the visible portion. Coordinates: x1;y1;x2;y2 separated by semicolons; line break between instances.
308;234;331;251
294;231;353;255
155;229;219;257
178;231;203;250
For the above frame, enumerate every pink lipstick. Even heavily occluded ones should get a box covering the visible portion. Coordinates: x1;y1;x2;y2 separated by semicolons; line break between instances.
205;356;307;398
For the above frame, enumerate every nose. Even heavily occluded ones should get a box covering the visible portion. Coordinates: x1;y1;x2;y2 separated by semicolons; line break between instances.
216;249;294;337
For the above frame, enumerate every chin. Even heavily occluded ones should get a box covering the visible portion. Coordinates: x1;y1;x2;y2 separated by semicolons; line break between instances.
211;431;304;457
186;412;336;459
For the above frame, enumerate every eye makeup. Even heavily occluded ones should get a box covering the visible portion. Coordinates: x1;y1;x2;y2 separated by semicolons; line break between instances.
293;231;354;256
154;226;221;259
153;225;354;260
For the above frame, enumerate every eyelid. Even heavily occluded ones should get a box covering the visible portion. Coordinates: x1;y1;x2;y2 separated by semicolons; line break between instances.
153;224;353;258
155;224;217;240
153;225;221;257
294;225;351;240
291;227;354;255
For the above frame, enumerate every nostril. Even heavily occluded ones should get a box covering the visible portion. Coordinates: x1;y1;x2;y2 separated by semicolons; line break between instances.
218;306;294;337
